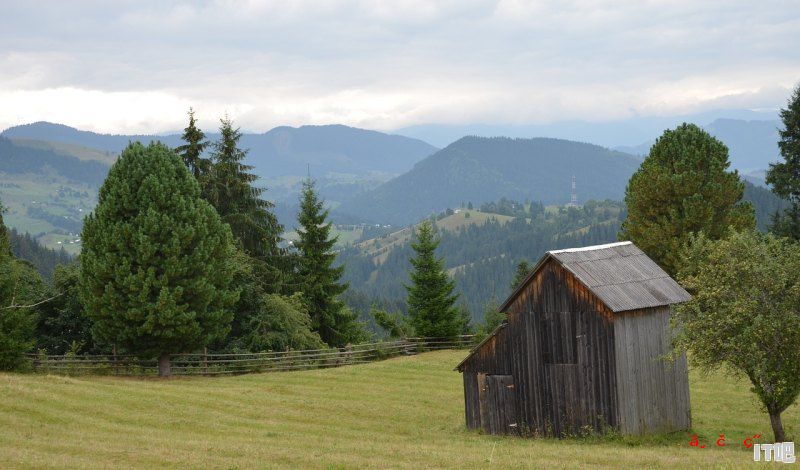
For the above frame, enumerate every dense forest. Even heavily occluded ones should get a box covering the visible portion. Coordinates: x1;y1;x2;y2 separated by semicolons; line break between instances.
0;136;108;187
8;228;72;280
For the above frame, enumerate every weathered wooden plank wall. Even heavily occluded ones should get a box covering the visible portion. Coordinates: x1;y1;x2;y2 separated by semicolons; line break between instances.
613;306;691;435
462;259;618;437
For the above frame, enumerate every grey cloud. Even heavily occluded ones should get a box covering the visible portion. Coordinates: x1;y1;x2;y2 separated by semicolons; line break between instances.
0;0;798;133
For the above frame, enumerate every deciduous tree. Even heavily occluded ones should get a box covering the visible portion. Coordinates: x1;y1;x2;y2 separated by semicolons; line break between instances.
674;230;800;442
0;202;40;370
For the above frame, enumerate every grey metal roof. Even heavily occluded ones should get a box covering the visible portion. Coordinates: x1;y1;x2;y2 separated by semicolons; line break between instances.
500;241;691;313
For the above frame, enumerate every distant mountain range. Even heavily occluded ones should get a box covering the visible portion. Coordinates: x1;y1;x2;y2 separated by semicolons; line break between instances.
1;122;438;178
337;136;642;226
395;109;779;148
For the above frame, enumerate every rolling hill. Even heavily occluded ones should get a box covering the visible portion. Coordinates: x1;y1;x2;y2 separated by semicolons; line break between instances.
337;136;642;226
1;122;437;178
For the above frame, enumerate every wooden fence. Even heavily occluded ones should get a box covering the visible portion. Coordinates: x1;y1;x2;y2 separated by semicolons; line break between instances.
26;336;474;377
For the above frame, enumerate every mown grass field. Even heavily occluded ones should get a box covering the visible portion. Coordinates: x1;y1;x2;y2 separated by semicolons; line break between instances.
0;350;796;468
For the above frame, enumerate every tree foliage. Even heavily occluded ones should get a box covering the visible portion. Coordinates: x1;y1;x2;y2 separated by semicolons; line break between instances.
0;201;50;370
206;117;283;265
766;83;800;240
175;108;211;184
235;293;326;352
620;123;755;276
472;297;505;344
371;307;413;339
405;220;465;338
35;262;95;355
510;260;532;291
674;230;800;442
295;179;365;346
80;142;237;373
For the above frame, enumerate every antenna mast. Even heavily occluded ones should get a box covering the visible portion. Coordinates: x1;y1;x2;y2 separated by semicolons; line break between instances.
566;175;579;207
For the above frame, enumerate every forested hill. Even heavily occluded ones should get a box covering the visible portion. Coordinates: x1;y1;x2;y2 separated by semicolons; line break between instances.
0;136;109;187
339;200;626;321
336;136;642;226
339;181;786;323
1;122;437;178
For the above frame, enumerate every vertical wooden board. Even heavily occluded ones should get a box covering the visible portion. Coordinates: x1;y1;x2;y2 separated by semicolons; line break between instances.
463;372;477;429
477;372;488;432
613;313;631;434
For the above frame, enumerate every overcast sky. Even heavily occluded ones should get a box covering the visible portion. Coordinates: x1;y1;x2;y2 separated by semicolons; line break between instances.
1;0;798;134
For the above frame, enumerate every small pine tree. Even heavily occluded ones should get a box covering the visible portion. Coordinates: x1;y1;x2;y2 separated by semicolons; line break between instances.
405;220;463;338
766;83;800;240
295;179;365;346
510;260;531;291
175;108;211;184
80;142;238;376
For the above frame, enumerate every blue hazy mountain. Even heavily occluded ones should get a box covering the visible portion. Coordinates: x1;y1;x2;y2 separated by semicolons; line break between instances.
395;109;778;148
1;122;438;178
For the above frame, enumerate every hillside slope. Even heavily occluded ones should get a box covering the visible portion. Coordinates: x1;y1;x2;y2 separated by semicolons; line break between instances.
338;136;641;226
0;350;788;467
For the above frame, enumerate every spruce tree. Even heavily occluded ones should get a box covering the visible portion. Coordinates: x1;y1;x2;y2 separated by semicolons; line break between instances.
405;220;463;338
510;260;531;290
175;107;211;183
206;117;285;292
620;123;755;276
295;179;364;346
766;83;800;240
80;142;238;376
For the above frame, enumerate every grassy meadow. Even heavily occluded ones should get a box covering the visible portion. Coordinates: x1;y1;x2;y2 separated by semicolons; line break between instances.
0;349;795;468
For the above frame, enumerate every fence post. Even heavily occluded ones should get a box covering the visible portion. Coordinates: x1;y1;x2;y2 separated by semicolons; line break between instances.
113;345;118;376
203;347;209;375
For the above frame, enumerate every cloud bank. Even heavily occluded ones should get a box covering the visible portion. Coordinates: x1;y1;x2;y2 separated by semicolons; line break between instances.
1;0;798;133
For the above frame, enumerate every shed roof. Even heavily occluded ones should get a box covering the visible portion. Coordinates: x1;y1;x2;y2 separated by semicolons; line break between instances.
499;241;690;313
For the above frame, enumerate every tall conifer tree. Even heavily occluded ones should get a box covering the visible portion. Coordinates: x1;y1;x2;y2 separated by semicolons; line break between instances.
405;220;463;338
80;142;238;376
766;83;800;240
175;108;210;183
295;179;364;346
207;116;284;288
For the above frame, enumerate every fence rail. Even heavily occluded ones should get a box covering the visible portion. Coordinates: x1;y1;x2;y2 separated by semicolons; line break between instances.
26;336;474;377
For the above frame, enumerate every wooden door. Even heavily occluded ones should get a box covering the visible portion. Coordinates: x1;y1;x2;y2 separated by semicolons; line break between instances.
477;374;518;435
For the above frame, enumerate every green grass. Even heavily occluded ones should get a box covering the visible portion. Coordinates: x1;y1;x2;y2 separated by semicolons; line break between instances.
0;350;795;468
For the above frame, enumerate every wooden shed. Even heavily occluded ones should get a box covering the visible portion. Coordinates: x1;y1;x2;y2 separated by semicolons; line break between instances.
456;241;692;437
